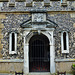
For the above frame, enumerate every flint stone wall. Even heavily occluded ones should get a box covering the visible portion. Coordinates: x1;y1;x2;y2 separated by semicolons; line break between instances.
0;12;75;59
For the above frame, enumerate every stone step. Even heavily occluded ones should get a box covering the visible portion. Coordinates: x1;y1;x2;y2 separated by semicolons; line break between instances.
28;73;73;75
28;72;51;75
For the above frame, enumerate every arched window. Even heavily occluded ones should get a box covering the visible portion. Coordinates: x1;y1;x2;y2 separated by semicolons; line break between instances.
9;32;17;54
63;32;67;50
61;31;69;53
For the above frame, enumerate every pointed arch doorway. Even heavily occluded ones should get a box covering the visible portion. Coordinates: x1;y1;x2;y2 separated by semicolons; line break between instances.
29;34;50;72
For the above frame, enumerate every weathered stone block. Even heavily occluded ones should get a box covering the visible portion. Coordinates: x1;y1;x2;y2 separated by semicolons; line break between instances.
0;34;3;38
14;63;23;72
44;0;50;3
26;0;32;3
26;3;32;7
73;43;75;47
56;62;75;72
0;44;3;48
0;62;23;73
8;2;15;7
44;3;50;7
1;63;6;71
0;23;4;26
9;0;15;2
4;63;10;72
70;13;75;18
0;53;3;58
50;14;54;16
61;3;67;7
74;33;75;38
0;15;6;19
73;23;75;28
0;25;4;29
0;3;3;7
17;44;21;46
72;2;75;7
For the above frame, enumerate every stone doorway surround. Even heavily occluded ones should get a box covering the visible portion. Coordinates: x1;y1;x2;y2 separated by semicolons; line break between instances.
20;9;57;75
23;29;55;75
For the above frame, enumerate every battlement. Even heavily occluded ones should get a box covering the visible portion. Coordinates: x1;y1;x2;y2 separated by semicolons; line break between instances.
0;0;74;12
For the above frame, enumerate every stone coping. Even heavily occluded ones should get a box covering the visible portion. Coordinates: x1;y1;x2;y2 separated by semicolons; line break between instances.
55;59;75;62
0;59;75;63
0;10;74;13
0;59;24;62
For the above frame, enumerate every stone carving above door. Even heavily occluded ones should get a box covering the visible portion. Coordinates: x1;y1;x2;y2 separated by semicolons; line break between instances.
20;10;57;29
32;13;46;22
20;18;57;29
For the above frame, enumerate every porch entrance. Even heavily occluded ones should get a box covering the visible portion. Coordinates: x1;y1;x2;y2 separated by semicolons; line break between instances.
29;34;50;72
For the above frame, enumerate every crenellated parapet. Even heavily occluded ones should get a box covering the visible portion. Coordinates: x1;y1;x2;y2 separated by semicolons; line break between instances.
0;0;74;11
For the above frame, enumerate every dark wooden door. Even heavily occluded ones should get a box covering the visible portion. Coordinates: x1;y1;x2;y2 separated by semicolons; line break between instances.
29;34;50;72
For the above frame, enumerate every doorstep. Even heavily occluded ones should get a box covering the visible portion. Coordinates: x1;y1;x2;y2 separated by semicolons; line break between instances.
28;72;51;75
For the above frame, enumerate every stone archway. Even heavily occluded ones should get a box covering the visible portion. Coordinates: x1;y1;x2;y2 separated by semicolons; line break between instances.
23;30;55;75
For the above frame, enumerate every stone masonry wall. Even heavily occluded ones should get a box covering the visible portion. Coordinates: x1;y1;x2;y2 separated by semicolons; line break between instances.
0;1;75;11
56;62;75;73
0;12;75;59
0;14;6;59
0;0;74;74
1;13;31;59
48;12;75;59
0;62;23;73
53;12;75;59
